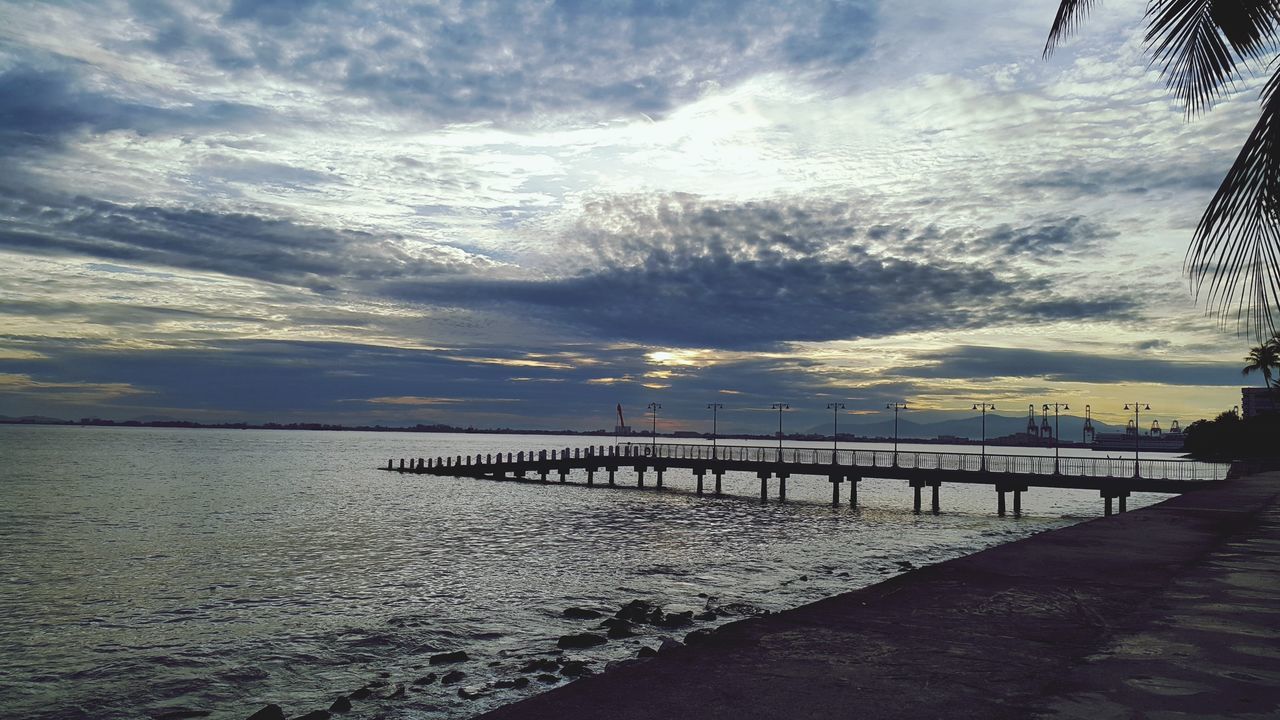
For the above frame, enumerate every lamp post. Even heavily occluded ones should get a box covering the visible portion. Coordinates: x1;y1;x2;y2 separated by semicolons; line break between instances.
647;402;661;452
1044;402;1069;474
1123;402;1150;477
826;402;845;459
707;402;723;458
972;401;995;470
886;402;908;466
771;403;789;458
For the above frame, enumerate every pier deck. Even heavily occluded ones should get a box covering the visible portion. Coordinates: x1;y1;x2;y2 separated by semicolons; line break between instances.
383;441;1230;516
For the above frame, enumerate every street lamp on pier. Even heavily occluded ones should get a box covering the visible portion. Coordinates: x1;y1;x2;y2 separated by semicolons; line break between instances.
972;401;995;470
886;402;908;466
826;402;845;459
647;402;661;453
1044;402;1069;474
771;403;789;459
1123;402;1150;477
707;403;723;457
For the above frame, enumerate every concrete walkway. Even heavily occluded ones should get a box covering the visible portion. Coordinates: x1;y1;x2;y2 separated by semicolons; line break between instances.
479;473;1280;720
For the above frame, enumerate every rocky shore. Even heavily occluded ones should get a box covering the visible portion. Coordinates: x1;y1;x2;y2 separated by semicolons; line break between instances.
473;472;1280;720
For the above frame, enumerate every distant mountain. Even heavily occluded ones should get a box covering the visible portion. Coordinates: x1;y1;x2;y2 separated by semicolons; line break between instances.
0;415;71;424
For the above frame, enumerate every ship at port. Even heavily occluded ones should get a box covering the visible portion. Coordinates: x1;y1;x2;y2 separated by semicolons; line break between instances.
1092;419;1185;452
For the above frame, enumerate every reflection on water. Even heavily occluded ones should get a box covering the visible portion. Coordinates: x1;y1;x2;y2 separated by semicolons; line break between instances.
0;426;1186;719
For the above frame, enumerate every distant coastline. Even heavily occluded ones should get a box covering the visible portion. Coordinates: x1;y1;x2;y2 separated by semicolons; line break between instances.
0;415;1101;450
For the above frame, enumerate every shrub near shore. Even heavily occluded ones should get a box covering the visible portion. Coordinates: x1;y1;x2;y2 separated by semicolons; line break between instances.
1183;410;1280;460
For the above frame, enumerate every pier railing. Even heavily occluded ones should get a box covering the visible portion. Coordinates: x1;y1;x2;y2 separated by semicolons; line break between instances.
622;442;1230;481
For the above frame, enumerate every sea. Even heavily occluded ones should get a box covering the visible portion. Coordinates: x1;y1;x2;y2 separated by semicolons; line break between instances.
0;425;1200;720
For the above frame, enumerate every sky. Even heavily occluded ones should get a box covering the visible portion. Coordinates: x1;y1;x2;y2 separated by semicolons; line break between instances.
0;0;1269;434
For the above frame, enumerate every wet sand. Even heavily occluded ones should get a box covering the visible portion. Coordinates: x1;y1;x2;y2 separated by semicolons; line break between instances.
479;472;1280;719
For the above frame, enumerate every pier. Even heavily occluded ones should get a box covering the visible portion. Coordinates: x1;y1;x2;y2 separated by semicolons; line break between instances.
382;442;1230;516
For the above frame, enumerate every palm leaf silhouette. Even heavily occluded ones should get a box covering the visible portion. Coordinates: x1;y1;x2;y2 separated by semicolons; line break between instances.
1146;0;1277;115
1045;1;1280;340
1044;0;1098;57
1187;64;1280;340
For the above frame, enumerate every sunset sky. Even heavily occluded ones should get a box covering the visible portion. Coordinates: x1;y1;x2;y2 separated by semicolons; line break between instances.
0;0;1267;433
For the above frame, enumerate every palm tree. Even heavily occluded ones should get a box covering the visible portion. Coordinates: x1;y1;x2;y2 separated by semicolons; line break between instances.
1044;1;1280;342
1242;338;1279;388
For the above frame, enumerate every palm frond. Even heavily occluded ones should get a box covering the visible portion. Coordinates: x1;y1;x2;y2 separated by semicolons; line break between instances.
1146;0;1280;115
1186;62;1280;342
1044;0;1100;57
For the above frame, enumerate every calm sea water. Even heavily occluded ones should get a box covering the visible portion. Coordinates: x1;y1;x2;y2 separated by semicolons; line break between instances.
0;426;1188;720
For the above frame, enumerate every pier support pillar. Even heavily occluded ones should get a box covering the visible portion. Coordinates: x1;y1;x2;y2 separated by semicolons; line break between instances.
538;470;549;483
777;474;789;503
714;471;724;496
930;481;940;516
636;467;646;488
829;475;841;506
586;469;595;486
1101;489;1129;516
850;477;859;508
558;469;567;483
998;490;1007;517
910;479;924;514
608;467;616;486
656;467;665;489
1013;489;1022;517
695;470;706;495
758;472;770;502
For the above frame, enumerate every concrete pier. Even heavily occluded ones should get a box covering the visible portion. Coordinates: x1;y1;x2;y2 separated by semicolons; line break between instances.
478;472;1280;720
389;442;1227;516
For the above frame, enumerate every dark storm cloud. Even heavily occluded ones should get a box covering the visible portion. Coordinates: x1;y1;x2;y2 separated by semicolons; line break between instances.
115;0;879;125
0;65;262;156
388;195;1138;348
885;217;1115;264
968;217;1114;260
0;187;488;291
894;345;1241;387
393;254;1133;348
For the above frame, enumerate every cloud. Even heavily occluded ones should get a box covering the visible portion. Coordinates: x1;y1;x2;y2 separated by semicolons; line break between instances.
90;0;882;126
0;372;150;402
893;345;1242;387
0;187;494;292
362;395;466;405
0;65;262;156
391;194;1139;347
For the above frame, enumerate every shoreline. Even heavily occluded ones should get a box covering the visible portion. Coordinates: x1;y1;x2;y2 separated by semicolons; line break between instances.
476;472;1280;719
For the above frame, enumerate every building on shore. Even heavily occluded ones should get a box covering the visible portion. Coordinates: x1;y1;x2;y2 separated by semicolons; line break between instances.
1242;387;1278;418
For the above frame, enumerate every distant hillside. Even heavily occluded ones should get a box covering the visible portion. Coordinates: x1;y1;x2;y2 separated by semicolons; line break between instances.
0;415;71;424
